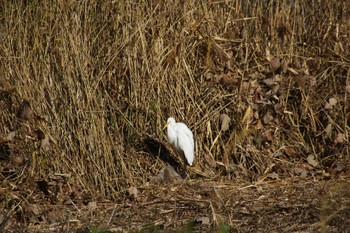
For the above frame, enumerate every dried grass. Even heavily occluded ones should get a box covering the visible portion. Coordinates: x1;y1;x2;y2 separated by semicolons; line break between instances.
0;1;350;230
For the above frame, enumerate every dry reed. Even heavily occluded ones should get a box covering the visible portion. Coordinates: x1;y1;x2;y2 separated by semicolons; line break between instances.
0;0;349;201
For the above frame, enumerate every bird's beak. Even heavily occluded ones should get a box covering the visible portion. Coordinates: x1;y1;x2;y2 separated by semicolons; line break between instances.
163;122;169;130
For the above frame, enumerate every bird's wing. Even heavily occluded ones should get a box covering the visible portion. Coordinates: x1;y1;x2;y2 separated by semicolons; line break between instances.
176;123;194;165
177;123;194;148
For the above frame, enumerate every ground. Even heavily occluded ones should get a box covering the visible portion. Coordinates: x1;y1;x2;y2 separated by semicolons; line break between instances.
1;159;350;232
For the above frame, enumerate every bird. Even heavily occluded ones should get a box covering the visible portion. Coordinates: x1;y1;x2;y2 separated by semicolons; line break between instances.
163;117;194;178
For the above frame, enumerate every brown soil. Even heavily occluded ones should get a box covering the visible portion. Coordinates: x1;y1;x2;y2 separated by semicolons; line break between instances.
1;171;350;232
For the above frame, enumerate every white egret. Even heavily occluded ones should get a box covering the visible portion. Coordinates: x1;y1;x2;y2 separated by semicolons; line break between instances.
163;117;194;177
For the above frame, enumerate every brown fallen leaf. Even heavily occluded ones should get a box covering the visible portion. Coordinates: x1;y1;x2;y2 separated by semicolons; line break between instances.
270;84;280;94
150;165;183;183
219;113;231;132
41;135;51;151
267;172;279;180
165;49;176;66
262;130;273;143
273;103;284;115
294;167;303;174
305;75;316;87
329;97;337;105
221;73;239;87
284;147;296;157
212;74;223;83
262;110;274;124
17;100;33;120
334;133;345;144
87;201;97;210
163;165;183;181
204;152;216;168
296;75;306;89
294;167;308;177
25;203;42;216
250;71;260;79
241;81;251;95
325;97;337;109
204;70;213;81
307;154;318;167
13;155;25;166
128;186;139;199
269;58;281;73
325;123;332;137
255;119;263;130
282;62;289;73
263;78;275;86
5;131;16;141
196;216;210;225
335;162;346;172
300;169;308;178
324;102;332;109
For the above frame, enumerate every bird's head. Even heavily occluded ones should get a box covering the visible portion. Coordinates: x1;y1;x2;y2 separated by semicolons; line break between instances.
163;117;176;130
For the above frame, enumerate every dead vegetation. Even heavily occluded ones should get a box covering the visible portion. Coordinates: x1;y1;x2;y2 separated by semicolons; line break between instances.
0;0;350;232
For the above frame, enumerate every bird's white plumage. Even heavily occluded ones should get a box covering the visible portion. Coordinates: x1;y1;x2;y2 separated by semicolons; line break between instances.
165;117;194;166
